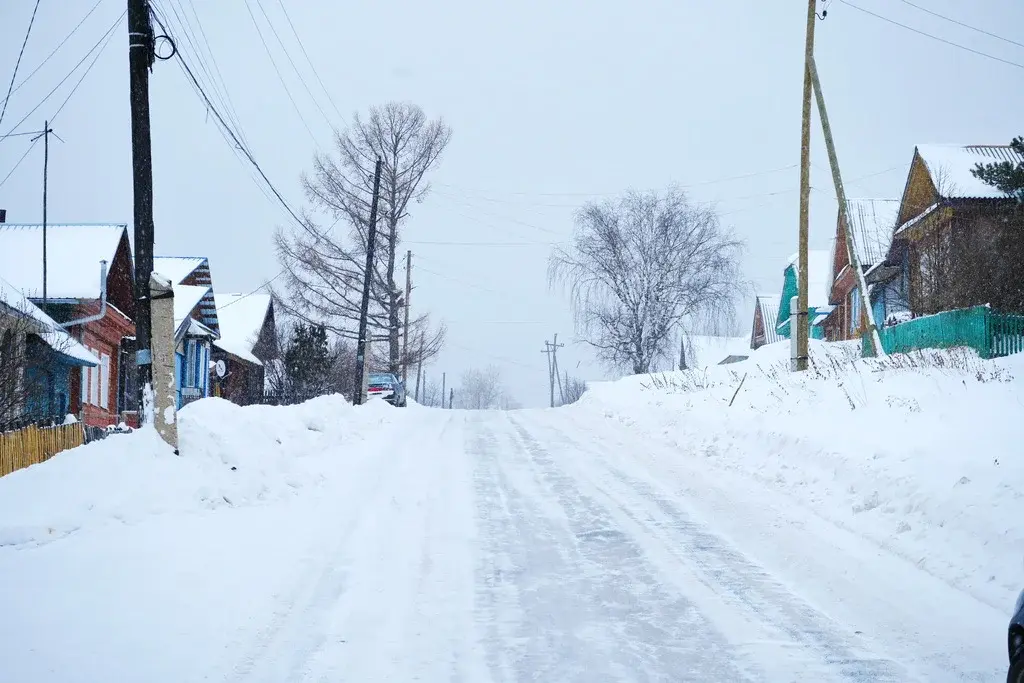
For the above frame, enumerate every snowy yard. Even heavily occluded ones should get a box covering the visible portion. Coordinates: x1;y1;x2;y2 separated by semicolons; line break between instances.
0;344;1020;681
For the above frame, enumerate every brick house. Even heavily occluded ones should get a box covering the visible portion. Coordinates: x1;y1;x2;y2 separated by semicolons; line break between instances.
0;223;137;427
211;293;277;405
822;199;899;341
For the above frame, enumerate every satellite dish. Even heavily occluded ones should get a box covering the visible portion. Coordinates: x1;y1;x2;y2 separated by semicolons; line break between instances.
214;360;227;378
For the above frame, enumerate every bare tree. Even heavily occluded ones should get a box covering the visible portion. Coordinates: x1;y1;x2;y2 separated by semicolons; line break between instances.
419;375;443;407
457;366;505;410
561;375;588;405
276;102;451;376
549;186;744;375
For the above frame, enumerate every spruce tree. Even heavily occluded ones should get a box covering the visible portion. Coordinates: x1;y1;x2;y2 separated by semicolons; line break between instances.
971;137;1024;201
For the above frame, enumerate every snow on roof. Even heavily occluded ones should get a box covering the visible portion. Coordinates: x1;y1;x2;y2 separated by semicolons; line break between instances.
682;335;751;368
756;295;781;346
844;199;899;266
785;249;832;309
915;144;1023;199
0;276;99;366
173;284;210;330
152;257;205;285
894;203;940;237
213;293;271;366
0;224;127;300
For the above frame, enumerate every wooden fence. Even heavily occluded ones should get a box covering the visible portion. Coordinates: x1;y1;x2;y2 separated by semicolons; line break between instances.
864;305;1024;359
0;422;85;478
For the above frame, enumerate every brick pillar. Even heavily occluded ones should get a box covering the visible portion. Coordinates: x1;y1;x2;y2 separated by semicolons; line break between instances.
149;273;178;451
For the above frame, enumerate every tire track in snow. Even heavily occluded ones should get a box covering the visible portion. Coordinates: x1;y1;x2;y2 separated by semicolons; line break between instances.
506;412;909;682
229;411;456;683
471;412;751;682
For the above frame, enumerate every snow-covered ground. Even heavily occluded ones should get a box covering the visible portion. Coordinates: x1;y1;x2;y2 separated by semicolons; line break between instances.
0;344;1019;681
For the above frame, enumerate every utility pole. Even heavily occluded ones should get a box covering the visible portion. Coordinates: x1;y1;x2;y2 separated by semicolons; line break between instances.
448;387;454;410
402;250;412;387
441;372;446;409
541;333;564;408
128;0;157;418
353;157;383;405
794;0;817;372
808;55;884;357
30;121;54;305
414;330;424;401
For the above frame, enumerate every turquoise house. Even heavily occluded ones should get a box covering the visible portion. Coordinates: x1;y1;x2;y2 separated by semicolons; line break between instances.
774;250;833;340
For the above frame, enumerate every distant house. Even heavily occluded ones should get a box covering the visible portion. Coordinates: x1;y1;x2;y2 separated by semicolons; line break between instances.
822;199;899;341
153;257;220;408
0;277;99;425
211;293;276;405
0;223;137;427
679;334;751;369
774;250;832;341
869;144;1024;321
750;295;780;350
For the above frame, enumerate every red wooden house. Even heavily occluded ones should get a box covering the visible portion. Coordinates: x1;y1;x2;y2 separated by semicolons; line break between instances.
0;223;137;428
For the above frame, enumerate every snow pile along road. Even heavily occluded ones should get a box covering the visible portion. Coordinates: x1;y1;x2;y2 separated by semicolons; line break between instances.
0;395;395;548
580;340;1024;609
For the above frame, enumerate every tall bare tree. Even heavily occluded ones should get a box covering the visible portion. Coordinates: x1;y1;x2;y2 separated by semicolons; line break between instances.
457;365;507;410
276;101;451;374
549;186;744;375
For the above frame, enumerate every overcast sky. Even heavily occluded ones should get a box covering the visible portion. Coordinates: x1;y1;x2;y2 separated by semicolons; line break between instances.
2;0;1023;407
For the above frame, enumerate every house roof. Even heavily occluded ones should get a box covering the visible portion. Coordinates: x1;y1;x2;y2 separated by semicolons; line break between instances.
755;295;781;346
914;144;1023;200
152;256;205;285
681;334;751;369
0;223;128;300
213;293;272;366
785;249;832;309
843;199;899;267
172;284;210;335
0;276;99;366
894;202;940;237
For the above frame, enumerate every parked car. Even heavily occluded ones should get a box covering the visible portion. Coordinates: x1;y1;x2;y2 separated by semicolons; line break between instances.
367;372;407;407
1010;589;1024;682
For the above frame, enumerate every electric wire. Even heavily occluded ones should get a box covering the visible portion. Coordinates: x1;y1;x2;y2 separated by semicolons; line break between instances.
0;0;42;128
895;0;1024;51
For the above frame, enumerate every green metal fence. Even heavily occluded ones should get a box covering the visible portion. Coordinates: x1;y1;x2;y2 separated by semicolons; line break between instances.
862;305;1024;359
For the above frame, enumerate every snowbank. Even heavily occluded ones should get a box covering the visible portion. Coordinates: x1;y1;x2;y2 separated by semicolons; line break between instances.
579;340;1024;608
0;395;403;548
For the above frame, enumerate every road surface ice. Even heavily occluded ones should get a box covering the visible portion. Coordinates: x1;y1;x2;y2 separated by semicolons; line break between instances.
0;400;1008;682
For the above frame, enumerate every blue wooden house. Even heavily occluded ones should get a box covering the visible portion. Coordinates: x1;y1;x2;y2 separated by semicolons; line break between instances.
153;257;220;409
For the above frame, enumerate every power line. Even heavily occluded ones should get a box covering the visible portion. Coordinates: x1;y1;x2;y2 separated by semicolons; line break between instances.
0;137;40;189
1;10;126;140
49;20;120;124
4;0;104;103
274;0;347;125
253;0;335;131
1;0;42;128
242;0;319;144
217;270;285;310
896;0;1024;51
837;0;1024;70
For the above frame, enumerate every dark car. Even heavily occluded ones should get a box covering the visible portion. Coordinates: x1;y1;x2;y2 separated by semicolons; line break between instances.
1009;589;1024;682
367;372;407;407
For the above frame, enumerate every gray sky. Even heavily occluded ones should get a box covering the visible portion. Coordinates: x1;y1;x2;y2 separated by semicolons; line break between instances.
2;0;1023;407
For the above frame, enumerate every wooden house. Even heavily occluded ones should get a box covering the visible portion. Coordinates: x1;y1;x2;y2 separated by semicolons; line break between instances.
211;293;277;405
774;250;832;341
822;199;899;341
0;223;137;427
868;144;1024;322
750;295;780;350
153;257;221;408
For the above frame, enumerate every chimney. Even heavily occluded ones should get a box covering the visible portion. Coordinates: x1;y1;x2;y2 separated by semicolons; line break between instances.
0;209;6;223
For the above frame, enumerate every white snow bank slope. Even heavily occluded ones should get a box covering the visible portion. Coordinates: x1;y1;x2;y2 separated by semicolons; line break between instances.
0;395;396;547
580;340;1024;608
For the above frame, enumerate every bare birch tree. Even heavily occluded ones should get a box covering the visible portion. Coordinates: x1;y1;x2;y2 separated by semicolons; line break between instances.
276;101;451;374
549;186;744;375
457;366;505;410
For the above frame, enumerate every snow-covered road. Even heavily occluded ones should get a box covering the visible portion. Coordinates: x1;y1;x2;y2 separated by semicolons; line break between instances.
0;404;1007;682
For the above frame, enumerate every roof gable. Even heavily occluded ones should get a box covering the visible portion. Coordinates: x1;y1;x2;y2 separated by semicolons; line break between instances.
783;249;831;310
0;276;99;366
213;293;272;365
843;199;898;267
152;256;206;285
915;144;1022;200
0;224;129;300
752;295;781;347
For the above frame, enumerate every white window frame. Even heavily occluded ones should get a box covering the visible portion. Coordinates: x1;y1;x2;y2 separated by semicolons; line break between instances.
100;353;110;410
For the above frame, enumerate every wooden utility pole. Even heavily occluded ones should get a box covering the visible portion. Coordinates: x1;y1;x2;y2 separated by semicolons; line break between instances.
353;158;383;405
414;330;424;401
449;387;454;410
441;372;446;409
30;121;55;305
808;55;884;357
541;334;564;408
795;0;817;372
402;249;412;386
128;0;157;418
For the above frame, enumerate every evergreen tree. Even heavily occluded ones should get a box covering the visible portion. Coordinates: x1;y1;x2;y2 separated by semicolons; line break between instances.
284;323;335;400
971;137;1024;201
